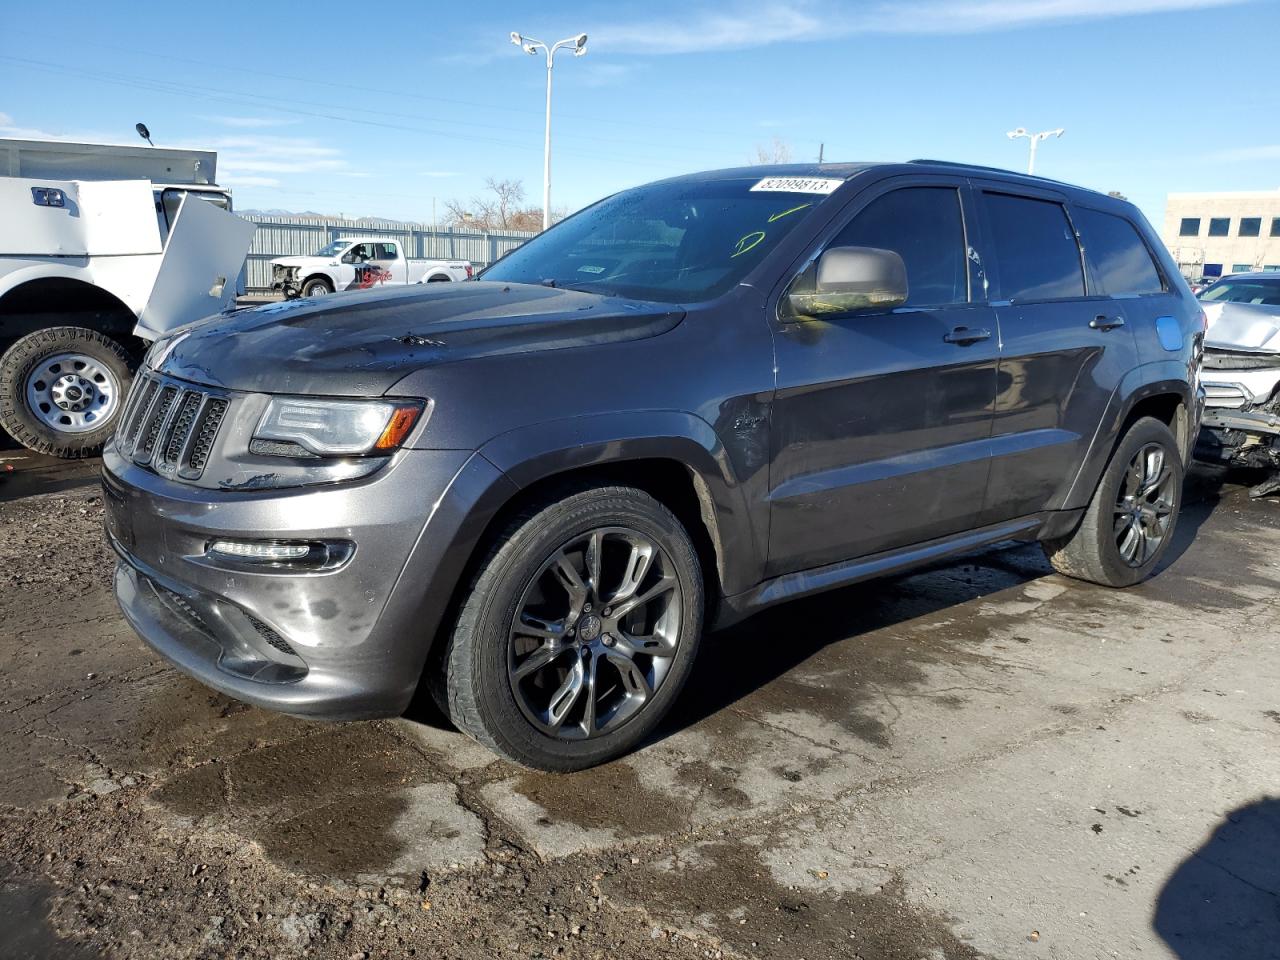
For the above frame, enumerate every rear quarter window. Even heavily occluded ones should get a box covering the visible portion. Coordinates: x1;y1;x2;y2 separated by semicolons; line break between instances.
1073;208;1165;296
982;193;1085;302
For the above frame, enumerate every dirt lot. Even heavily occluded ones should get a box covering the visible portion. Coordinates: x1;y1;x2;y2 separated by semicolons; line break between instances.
1;454;1278;960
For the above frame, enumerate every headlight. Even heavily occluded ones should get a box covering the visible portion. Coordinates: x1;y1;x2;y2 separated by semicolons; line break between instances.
252;397;424;457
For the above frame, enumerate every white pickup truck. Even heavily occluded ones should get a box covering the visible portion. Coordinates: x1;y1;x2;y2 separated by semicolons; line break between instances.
270;238;472;298
0;137;255;457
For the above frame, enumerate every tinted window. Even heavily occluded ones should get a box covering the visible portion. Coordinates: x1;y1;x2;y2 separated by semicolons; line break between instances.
1271;218;1280;238
1074;208;1164;296
375;242;398;259
1239;217;1262;237
828;187;968;306
1179;217;1200;237
1201;279;1280;305
1208;218;1230;237
983;193;1085;301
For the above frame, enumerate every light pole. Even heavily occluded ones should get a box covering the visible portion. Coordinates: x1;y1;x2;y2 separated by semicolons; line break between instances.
510;31;588;231
1006;126;1064;175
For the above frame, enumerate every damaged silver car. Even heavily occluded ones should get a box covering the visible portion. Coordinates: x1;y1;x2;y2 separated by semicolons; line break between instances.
1196;273;1280;497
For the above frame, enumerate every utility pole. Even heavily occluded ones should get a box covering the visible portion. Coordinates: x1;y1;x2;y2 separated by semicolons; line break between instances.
1006;127;1064;175
818;143;824;164
510;31;588;230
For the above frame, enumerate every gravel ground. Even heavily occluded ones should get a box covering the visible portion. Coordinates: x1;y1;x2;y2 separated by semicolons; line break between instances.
1;468;1278;959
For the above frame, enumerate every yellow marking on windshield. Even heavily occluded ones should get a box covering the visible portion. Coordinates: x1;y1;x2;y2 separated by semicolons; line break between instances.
767;202;812;223
731;231;767;258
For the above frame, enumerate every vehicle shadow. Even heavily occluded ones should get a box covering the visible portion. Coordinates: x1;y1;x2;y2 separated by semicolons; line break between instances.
1153;797;1280;959
404;466;1234;748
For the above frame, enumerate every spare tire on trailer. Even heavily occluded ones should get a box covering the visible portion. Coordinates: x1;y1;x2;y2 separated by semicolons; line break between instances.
0;326;135;458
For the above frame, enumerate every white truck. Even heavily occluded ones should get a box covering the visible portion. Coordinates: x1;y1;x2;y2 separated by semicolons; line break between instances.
270;237;472;298
0;137;255;458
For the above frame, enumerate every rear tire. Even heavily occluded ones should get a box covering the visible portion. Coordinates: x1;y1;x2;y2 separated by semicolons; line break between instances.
0;327;134;458
1041;417;1183;587
433;484;704;771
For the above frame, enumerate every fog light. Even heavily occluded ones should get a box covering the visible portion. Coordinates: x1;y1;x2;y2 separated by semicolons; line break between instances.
208;540;310;561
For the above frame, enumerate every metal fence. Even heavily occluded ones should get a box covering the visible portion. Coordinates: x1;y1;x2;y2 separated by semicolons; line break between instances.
240;214;536;292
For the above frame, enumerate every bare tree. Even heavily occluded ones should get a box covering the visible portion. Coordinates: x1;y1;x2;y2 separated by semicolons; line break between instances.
485;177;526;230
443;179;563;233
751;137;793;165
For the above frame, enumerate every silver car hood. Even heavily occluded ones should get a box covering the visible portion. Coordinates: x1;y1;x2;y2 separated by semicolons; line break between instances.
1204;301;1280;353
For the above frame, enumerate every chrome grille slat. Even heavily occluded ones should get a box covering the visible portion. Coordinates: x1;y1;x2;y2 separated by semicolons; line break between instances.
159;390;204;473
119;375;160;456
134;385;180;465
183;397;228;478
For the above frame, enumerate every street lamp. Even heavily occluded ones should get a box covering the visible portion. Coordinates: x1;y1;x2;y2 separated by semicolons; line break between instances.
1006;126;1064;175
510;30;588;231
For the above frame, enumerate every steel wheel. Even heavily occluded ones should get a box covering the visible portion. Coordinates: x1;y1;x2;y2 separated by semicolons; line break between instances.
507;526;682;741
24;352;122;434
1113;442;1176;567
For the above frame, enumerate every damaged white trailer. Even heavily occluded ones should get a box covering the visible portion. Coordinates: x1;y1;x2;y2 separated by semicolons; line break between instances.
0;138;255;457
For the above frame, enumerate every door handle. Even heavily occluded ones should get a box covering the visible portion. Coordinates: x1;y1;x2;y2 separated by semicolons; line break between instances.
1090;314;1125;331
943;326;992;345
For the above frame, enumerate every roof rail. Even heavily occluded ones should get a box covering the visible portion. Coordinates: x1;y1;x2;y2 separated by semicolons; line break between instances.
906;159;1107;197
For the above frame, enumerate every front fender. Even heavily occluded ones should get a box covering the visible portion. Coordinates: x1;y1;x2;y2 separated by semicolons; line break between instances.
478;410;764;596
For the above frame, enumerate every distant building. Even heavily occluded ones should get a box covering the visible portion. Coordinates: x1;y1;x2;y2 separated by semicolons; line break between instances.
1162;190;1280;279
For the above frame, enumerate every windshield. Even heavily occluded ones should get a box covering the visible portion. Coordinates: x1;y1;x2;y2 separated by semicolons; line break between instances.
480;176;842;303
1201;278;1280;305
313;240;351;257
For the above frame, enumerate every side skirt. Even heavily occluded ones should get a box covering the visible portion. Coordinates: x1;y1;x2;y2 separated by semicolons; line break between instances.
713;511;1082;630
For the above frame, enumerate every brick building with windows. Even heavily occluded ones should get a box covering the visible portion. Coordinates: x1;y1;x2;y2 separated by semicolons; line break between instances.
1162;190;1280;280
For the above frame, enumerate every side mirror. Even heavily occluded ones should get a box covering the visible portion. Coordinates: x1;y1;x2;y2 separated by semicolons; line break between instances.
786;246;908;320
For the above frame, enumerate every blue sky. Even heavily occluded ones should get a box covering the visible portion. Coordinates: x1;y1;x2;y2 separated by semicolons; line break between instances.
2;0;1276;228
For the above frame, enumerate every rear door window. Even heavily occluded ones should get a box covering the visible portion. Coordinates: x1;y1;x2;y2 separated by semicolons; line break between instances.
982;193;1085;302
1073;208;1165;296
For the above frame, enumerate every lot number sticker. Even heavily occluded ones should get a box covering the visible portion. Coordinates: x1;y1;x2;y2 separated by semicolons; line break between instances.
750;177;843;194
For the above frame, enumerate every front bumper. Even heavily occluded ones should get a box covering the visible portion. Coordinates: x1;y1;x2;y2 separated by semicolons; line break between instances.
103;445;514;719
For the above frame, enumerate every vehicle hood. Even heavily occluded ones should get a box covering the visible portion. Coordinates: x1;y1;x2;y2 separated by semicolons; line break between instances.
154;281;686;396
270;255;320;268
1204;300;1280;353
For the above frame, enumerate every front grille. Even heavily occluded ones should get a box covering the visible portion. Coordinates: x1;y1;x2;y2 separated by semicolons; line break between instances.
117;373;230;481
1203;349;1280;371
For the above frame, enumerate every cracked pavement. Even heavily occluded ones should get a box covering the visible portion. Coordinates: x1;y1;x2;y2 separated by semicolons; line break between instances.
1;463;1278;959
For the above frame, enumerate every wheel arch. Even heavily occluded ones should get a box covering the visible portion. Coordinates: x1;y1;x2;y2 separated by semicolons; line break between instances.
0;273;141;355
475;412;762;603
1062;365;1194;510
301;273;335;292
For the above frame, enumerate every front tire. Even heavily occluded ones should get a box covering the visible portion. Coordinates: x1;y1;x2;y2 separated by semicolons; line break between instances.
0;327;133;458
1042;416;1183;587
434;485;704;771
301;277;333;297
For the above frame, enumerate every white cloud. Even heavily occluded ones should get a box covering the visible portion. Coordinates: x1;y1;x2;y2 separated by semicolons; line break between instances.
202;115;302;129
1207;144;1280;162
579;62;639;88
190;135;349;177
218;174;282;187
0;112;12;127
593;0;1248;53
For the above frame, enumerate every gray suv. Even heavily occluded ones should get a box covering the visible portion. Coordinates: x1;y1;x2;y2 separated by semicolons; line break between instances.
103;162;1204;771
